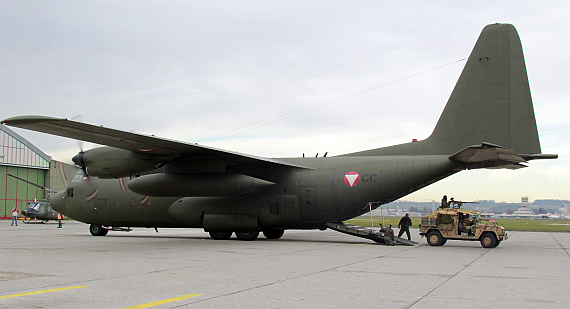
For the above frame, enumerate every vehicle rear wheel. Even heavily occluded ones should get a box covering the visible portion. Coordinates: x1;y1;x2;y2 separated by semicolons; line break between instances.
480;233;498;248
262;228;285;239
426;230;445;246
209;231;232;240
89;224;108;236
235;231;259;241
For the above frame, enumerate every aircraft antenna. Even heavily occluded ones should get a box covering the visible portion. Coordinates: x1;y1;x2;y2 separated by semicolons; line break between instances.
197;58;466;144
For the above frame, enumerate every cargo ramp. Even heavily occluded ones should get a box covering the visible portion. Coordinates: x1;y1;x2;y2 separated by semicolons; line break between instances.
326;221;420;246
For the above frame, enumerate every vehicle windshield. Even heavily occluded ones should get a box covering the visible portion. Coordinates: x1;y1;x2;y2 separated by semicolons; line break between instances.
29;203;41;210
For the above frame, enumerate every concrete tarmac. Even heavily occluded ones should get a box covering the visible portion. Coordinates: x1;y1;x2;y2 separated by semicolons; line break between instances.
1;220;569;308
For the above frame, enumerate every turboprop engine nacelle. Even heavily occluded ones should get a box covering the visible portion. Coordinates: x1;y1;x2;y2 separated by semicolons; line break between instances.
127;173;275;197
74;147;160;179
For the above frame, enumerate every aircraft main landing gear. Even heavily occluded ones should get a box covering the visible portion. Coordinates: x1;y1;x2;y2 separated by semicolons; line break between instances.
207;229;284;241
235;231;259;241
209;231;232;240
262;228;285;239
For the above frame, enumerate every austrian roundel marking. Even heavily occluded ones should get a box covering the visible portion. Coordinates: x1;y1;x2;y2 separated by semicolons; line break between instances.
344;171;360;187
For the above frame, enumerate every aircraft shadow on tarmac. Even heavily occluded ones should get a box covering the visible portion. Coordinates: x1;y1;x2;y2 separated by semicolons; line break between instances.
74;232;383;245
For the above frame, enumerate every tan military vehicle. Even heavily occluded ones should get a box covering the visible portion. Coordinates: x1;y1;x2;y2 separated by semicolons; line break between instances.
419;207;507;248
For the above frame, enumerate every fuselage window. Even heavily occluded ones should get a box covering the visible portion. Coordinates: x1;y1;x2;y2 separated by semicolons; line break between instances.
270;203;279;214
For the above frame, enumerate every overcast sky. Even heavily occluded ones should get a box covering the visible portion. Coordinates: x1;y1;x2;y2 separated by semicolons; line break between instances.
2;1;568;203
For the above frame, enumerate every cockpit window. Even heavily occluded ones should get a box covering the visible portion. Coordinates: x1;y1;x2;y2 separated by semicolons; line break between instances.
71;170;86;183
30;203;41;210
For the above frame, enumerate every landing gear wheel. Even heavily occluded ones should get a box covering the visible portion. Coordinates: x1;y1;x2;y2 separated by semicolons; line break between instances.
235;231;259;241
426;231;445;246
480;233;498;248
262;228;285;239
89;224;108;236
209;231;232;240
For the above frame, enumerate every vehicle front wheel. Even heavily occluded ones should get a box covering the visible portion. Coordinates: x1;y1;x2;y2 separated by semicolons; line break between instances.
89;224;108;236
480;233;498;248
235;231;259;241
209;231;232;240
262;228;285;239
426;230;445;246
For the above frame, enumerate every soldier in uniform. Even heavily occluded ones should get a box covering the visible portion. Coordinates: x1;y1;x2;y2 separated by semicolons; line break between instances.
461;214;474;235
441;195;449;208
398;213;412;240
384;224;395;246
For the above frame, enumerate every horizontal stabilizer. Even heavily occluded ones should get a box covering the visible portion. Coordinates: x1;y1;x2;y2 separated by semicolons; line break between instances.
487;163;527;170
449;143;527;169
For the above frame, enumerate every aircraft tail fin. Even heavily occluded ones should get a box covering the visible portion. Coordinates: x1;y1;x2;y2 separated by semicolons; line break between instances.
426;23;540;155
345;23;548;159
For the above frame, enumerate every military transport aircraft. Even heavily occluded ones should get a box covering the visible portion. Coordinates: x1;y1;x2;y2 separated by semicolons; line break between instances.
2;23;557;240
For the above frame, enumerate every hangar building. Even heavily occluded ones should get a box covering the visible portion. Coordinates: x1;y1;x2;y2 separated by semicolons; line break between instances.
1;124;77;219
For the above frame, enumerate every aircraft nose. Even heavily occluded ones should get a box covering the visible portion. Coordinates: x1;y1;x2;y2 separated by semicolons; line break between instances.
50;190;66;214
21;209;34;216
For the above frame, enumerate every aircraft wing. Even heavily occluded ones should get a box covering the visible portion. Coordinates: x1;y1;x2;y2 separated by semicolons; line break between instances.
1;116;306;170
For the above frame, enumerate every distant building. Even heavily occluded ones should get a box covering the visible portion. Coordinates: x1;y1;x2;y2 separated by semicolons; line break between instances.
1;124;78;219
502;197;548;219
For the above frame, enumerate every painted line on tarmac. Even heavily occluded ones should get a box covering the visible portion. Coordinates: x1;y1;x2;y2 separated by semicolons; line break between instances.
406;249;490;309
123;294;201;308
0;285;87;299
550;232;570;259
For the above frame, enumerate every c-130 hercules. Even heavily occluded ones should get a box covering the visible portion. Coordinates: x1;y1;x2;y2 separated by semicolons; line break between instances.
2;23;557;240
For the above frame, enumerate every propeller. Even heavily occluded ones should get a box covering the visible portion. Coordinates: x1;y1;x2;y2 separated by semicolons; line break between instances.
72;151;86;173
68;115;89;175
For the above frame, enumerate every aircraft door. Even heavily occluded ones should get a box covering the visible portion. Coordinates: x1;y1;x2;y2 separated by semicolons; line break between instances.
277;195;299;224
45;203;57;220
299;186;319;222
81;198;111;223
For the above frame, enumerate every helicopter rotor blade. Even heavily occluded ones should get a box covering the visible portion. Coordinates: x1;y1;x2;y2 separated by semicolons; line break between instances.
5;173;53;192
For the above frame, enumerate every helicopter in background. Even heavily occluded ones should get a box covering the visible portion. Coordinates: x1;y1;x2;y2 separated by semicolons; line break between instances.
21;199;59;223
6;173;61;223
